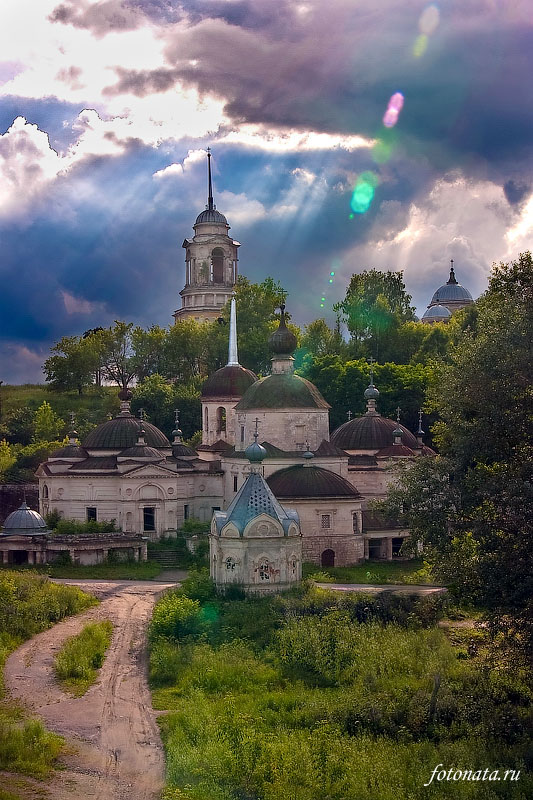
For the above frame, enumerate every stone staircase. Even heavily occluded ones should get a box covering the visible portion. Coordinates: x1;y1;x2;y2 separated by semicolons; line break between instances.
147;541;188;569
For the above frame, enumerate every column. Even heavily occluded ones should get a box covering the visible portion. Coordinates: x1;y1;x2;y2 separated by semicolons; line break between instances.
385;538;393;561
2;551;8;565
133;547;139;562
28;551;35;565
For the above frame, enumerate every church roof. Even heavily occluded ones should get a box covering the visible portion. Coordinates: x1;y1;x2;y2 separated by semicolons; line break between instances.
2;502;48;535
69;456;119;471
267;465;360;499
119;445;164;460
201;365;257;398
82;415;170;450
50;444;88;459
422;304;452;320
375;444;416;458
331;415;419;451
195;208;228;225
213;470;298;536
314;439;349;457
430;265;473;305
235;373;330;410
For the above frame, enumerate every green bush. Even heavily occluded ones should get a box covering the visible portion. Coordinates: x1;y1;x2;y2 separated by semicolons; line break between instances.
54;620;113;695
150;593;207;642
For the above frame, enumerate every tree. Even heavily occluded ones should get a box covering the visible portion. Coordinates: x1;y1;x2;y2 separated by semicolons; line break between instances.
1;406;35;445
0;439;16;479
335;270;416;360
131;375;202;441
33;402;65;442
379;252;533;658
44;333;105;394
300;355;435;433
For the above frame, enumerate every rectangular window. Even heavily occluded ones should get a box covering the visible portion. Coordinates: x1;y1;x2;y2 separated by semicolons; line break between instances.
240;426;245;444
233;475;238;492
212;506;221;514
86;507;97;522
184;504;189;520
143;506;156;532
321;514;331;529
352;513;359;534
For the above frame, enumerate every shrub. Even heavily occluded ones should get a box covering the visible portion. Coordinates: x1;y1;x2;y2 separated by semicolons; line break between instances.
178;568;216;602
150;593;207;642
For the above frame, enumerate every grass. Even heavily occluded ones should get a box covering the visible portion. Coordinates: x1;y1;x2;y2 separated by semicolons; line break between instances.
54;620;113;696
0;560;162;580
149;575;533;799
303;558;436;585
0;571;95;782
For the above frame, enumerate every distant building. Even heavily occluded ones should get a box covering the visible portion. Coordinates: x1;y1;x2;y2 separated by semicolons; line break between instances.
421;260;474;324
173;150;239;323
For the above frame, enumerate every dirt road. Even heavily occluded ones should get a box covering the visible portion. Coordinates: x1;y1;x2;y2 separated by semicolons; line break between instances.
5;579;178;800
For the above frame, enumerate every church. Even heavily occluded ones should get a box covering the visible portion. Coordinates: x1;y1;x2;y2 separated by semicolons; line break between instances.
35;153;452;579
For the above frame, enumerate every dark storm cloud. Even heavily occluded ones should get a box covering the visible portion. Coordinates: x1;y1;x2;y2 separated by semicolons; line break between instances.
503;180;530;207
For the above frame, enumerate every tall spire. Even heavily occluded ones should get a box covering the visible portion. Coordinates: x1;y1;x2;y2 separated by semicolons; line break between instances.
227;296;239;366
393;406;403;445
207;147;214;211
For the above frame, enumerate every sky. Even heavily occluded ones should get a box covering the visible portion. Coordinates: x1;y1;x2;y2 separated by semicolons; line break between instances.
1;0;533;383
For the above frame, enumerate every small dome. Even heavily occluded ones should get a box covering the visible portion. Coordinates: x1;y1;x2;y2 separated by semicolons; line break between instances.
195;208;228;225
267;465;360;498
235;373;330;410
331;415;419;451
245;439;267;463
375;444;416;458
202;365;257;398
364;383;380;400
268;307;298;355
422;304;452;320
82;416;170;450
119;445;164;460
2;502;47;535
50;444;88;459
172;442;198;458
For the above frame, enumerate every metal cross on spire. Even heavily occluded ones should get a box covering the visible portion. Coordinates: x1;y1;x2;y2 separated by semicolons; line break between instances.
206;147;214;211
253;417;260;442
69;411;76;427
396;406;401;423
347;410;352;421
138;408;145;421
175;409;180;426
368;356;376;384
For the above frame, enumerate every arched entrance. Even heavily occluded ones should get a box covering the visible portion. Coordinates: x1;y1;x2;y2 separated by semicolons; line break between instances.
321;549;335;567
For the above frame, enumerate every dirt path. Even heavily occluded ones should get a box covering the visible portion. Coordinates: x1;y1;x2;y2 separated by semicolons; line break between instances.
5;579;178;800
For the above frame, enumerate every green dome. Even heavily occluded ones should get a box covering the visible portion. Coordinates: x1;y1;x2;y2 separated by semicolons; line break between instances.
235;373;330;411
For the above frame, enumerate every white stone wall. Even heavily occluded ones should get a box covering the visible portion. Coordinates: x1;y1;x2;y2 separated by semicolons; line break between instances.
202;399;239;446
235;409;330;452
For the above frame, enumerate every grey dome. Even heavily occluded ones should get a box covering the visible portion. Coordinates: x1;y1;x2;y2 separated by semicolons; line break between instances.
195;208;228;225
2;502;47;535
430;267;473;304
331;415;419;451
364;383;380;400
83;415;170;450
422;304;452;320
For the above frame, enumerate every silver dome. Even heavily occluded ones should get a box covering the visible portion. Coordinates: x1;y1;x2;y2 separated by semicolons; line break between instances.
431;283;473;304
422;304;452;319
2;502;48;535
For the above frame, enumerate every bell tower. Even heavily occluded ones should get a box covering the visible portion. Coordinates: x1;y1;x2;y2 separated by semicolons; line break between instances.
173;149;240;323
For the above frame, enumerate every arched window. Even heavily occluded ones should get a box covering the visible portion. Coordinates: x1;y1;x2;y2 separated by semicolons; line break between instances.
216;406;226;433
259;560;270;581
225;557;236;571
321;549;335;567
211;248;224;283
42;484;49;499
204;406;209;433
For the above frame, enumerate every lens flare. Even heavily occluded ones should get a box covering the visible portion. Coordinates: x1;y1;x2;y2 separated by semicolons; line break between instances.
350;171;379;214
383;92;404;128
419;4;440;36
413;34;428;58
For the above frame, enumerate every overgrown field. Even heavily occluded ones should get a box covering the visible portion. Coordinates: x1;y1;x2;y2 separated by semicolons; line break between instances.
0;571;95;788
150;571;533;800
55;620;113;695
0;559;162;580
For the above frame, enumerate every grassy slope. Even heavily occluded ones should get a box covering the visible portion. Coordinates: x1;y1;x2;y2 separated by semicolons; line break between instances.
2;384;118;420
0;561;162;580
150;578;532;800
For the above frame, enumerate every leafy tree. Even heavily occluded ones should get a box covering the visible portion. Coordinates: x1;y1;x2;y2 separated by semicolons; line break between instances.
44;333;105;394
33;402;65;442
1;406;35;445
379;252;533;658
335;269;416;360
131;374;176;434
0;439;16;479
5;439;63;482
131;325;167;381
298;318;345;360
163;318;208;382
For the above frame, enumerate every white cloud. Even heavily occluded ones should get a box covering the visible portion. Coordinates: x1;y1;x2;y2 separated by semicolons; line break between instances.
0;117;67;215
339;173;525;314
218;124;375;153
217;191;267;226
